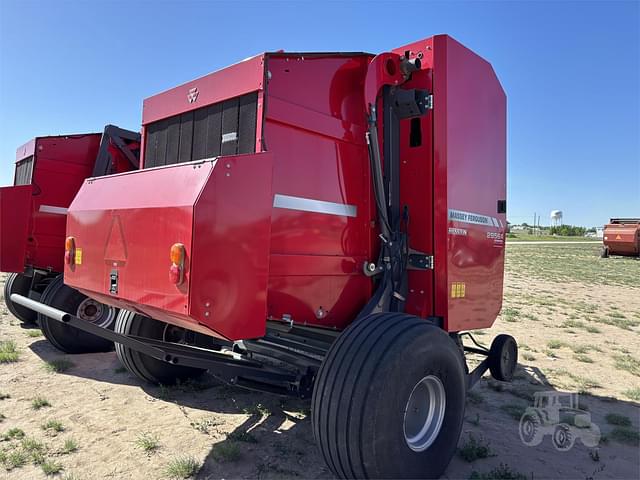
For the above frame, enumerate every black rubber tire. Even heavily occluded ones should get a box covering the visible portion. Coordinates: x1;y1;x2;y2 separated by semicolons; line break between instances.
114;310;205;385
488;334;518;382
3;273;37;324
39;276;115;354
600;246;609;258
311;313;467;479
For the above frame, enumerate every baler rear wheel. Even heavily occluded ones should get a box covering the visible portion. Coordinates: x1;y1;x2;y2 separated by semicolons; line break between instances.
311;313;466;479
3;273;37;324
600;246;609;258
38;276;116;353
114;310;205;385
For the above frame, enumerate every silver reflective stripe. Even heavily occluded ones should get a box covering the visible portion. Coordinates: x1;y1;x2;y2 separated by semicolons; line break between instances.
39;205;68;215
273;194;357;218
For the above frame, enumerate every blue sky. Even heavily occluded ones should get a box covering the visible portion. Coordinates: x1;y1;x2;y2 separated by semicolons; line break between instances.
0;0;638;227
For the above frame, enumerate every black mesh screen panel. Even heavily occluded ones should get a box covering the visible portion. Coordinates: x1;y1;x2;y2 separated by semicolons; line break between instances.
14;155;34;185
143;92;258;169
239;93;258;153
221;98;240;156
178;111;194;163
205;103;223;158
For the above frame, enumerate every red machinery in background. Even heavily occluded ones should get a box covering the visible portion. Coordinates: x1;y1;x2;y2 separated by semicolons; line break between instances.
1;127;139;352
9;36;515;479
601;218;640;257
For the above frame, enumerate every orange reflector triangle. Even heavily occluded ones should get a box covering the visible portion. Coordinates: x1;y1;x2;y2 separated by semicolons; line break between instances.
615;234;622;240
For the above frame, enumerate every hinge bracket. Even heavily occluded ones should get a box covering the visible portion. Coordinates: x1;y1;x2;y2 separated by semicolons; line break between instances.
407;249;434;270
425;94;434;110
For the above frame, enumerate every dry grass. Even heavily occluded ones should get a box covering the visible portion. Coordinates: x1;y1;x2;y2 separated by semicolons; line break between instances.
63;438;79;454
613;354;640;376
31;396;51;410
469;463;528;480
42;419;65;434
135;432;160;453
212;441;241;462
458;434;493;462
505;243;638;287
609;427;640;447
605;413;632;427
166;455;200;478
44;358;75;373
0;340;19;363
623;387;640;401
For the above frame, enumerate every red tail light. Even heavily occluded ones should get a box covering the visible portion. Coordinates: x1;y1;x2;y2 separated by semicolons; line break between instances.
64;237;76;265
169;243;185;285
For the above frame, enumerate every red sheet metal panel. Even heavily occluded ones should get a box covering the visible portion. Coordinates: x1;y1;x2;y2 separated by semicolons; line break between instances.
189;153;273;340
263;54;374;329
431;35;507;332
1;134;101;274
604;222;640;256
0;185;32;272
142;54;265;126
65;153;273;340
27;135;101;272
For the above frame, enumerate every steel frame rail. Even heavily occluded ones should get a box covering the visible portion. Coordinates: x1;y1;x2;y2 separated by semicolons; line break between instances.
10;293;304;396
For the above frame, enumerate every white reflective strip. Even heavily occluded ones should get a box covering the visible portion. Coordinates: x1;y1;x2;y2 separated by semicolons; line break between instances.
273;194;357;218
448;209;493;227
39;205;68;215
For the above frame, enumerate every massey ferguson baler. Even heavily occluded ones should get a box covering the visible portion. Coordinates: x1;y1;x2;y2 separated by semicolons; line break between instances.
10;35;516;479
1;127;140;351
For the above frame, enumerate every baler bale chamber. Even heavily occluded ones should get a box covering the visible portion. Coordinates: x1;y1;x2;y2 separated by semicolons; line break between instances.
601;218;640;257
0;127;140;353
10;35;516;479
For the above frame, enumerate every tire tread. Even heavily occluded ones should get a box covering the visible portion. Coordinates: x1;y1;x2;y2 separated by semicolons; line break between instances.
312;313;445;479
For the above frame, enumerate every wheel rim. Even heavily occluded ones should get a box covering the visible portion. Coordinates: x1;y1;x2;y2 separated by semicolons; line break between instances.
76;298;115;328
501;342;514;370
403;375;446;452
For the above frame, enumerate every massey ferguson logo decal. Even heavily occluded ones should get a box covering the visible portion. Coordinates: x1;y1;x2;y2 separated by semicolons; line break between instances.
187;87;199;103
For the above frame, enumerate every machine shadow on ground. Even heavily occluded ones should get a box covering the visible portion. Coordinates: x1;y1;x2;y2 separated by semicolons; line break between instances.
28;337;640;480
28;338;328;479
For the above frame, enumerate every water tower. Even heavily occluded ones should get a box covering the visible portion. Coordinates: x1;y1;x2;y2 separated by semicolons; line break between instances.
550;210;563;227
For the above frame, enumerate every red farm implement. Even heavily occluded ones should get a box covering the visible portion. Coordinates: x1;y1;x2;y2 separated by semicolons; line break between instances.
1;127;139;351
6;35;516;478
601;218;640;257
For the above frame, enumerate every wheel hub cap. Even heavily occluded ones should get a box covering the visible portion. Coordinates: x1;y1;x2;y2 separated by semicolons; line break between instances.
76;298;115;328
403;375;446;452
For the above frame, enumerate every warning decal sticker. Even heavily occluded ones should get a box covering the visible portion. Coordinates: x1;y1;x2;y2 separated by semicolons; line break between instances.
451;282;466;298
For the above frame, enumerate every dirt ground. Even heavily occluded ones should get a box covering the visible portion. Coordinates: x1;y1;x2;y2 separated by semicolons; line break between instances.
1;243;639;480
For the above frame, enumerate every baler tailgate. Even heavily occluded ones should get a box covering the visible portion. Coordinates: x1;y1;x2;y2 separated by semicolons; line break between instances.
0;185;32;272
65;154;274;340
